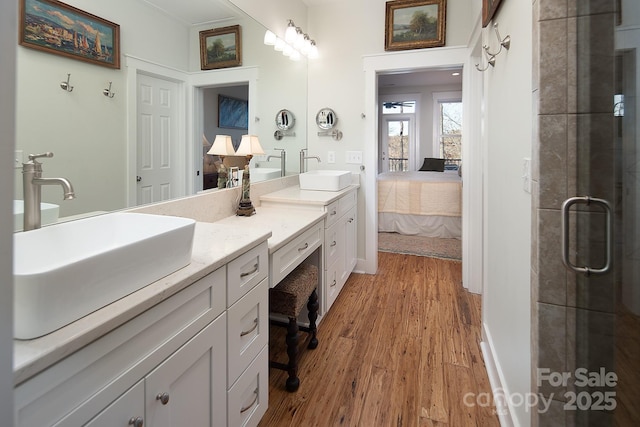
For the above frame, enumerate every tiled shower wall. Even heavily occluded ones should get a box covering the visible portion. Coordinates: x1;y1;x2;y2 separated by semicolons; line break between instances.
532;0;617;425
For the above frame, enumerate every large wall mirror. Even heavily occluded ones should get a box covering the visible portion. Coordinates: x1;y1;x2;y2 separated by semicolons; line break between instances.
14;0;307;224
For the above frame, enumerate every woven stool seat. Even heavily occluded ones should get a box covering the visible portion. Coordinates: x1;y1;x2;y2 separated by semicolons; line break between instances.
269;262;319;392
269;263;318;318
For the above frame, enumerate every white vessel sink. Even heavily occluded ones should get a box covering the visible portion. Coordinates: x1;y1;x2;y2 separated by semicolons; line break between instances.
14;212;196;339
237;167;282;184
251;167;282;182
14;200;59;232
299;170;351;191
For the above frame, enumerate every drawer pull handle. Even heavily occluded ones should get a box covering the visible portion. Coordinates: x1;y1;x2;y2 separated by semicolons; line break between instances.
240;318;259;337
240;387;259;413
129;417;144;427
348;218;354;223
298;242;309;252
156;392;170;405
240;263;259;278
330;209;337;216
330;279;337;287
330;240;337;247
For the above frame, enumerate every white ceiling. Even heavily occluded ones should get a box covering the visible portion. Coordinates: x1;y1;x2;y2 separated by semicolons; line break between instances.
378;68;463;88
139;0;240;26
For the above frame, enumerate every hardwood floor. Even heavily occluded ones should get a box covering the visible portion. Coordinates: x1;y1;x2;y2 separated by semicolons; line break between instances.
259;252;500;427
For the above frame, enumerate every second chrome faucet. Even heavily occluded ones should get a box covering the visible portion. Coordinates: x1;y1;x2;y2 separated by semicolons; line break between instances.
266;148;286;177
299;148;321;173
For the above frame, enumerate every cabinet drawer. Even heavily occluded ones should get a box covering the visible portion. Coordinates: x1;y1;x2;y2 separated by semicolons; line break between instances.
324;261;340;313
227;278;268;386
324;221;343;268
227;346;268;427
324;200;340;228
228;241;269;307
271;222;323;286
339;189;357;213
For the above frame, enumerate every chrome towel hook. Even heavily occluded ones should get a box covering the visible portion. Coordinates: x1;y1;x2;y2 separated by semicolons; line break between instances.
103;81;115;98
60;74;73;92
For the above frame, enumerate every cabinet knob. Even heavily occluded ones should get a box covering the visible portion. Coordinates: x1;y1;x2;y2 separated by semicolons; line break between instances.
128;417;144;427
156;392;170;405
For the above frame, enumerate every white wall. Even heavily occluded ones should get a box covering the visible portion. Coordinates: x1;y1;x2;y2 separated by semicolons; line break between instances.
0;0;16;423
305;0;472;269
188;14;308;174
15;0;189;217
481;0;533;425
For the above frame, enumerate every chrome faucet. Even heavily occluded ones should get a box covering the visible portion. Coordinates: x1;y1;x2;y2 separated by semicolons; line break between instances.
299;148;321;173
22;152;75;231
267;148;286;177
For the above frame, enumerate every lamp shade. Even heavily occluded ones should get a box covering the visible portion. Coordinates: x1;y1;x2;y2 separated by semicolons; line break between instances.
207;135;234;156
236;135;265;156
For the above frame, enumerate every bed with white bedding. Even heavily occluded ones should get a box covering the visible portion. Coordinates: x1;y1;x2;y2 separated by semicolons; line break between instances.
377;170;462;239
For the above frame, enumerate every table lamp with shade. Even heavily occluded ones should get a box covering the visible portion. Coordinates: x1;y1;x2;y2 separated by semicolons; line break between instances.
206;134;234;188
235;134;265;216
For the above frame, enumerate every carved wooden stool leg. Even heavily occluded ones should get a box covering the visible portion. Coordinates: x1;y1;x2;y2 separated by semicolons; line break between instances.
307;289;319;349
285;317;300;392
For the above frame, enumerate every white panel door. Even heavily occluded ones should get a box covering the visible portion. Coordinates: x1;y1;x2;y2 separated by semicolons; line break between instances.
136;74;182;205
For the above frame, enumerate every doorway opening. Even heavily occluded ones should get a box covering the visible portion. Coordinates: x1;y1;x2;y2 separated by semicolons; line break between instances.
376;68;464;261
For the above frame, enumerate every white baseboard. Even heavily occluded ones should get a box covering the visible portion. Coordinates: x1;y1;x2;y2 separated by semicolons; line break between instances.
481;325;516;427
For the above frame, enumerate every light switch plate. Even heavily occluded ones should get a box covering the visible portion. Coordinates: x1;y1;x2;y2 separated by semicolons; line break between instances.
346;151;363;164
523;157;532;193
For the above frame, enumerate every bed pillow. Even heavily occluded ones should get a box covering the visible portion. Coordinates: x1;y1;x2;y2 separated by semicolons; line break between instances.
418;157;445;172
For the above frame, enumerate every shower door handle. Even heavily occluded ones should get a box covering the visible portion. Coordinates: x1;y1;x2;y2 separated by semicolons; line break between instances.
561;196;612;275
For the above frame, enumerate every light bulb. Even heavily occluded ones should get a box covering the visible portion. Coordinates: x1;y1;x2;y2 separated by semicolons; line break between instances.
285;20;297;43
263;30;276;46
274;38;285;51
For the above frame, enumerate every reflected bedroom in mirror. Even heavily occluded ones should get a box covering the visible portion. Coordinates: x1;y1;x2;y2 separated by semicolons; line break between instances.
14;0;307;230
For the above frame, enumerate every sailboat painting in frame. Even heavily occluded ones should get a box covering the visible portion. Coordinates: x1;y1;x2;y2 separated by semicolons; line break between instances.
19;0;120;69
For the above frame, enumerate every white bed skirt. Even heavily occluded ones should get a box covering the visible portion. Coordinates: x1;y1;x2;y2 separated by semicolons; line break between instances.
378;213;461;239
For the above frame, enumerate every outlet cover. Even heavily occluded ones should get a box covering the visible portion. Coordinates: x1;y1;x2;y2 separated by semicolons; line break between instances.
327;151;336;163
14;150;24;169
346;151;363;164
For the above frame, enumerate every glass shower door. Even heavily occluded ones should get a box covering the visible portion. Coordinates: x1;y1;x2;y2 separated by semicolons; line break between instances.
563;1;640;425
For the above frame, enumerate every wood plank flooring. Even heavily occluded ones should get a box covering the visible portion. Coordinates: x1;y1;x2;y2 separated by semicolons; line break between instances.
259;252;500;427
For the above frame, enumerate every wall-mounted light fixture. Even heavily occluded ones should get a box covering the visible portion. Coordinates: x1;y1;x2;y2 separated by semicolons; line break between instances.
264;19;318;61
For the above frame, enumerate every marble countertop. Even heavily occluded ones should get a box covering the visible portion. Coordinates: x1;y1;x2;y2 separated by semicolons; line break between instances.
215;206;327;254
259;184;359;207
13;221;272;385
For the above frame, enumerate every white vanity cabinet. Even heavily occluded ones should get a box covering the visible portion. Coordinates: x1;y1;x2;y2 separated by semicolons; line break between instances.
14;240;269;427
260;185;358;315
323;191;357;312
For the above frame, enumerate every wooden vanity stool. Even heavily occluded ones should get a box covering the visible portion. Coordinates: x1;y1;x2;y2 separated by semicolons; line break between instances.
269;263;319;392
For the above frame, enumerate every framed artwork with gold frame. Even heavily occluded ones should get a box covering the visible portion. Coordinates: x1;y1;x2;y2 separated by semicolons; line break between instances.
385;0;446;51
199;24;242;70
19;0;120;69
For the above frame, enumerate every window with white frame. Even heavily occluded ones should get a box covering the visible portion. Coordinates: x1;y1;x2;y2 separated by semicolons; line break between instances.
380;98;417;172
433;92;462;168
